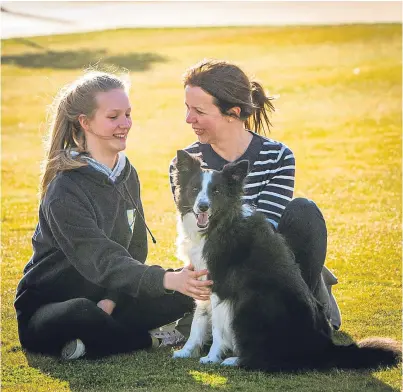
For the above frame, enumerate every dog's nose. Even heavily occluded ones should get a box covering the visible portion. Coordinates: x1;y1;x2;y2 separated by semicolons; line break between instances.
198;203;209;212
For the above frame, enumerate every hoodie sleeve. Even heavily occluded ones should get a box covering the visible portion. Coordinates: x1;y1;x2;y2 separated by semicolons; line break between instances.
45;195;167;298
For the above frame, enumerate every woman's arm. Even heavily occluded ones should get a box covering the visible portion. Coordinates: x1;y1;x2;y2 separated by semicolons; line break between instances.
46;195;168;298
251;147;295;228
46;194;212;300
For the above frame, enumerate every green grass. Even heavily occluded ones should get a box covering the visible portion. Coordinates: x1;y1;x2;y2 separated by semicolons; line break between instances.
1;24;402;391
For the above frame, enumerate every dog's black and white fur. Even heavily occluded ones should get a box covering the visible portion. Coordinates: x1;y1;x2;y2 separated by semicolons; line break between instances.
171;149;401;371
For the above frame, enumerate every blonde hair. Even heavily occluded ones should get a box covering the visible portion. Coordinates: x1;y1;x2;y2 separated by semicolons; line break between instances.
40;71;130;199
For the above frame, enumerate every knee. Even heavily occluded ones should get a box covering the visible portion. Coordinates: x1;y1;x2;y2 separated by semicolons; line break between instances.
286;197;316;210
279;198;326;233
66;298;97;313
284;198;323;220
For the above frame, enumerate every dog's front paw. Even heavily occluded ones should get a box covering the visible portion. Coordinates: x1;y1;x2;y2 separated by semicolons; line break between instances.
221;357;240;367
200;355;222;364
173;346;200;359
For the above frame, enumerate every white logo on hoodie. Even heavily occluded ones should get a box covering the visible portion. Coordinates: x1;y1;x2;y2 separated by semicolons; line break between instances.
127;208;136;232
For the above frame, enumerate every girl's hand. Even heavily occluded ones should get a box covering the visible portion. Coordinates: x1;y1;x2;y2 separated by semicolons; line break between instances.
163;264;213;300
97;299;116;315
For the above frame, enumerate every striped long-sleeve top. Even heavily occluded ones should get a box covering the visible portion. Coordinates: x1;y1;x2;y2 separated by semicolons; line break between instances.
169;131;296;228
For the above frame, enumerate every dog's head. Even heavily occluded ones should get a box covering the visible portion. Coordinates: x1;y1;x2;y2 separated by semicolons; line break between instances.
173;150;249;230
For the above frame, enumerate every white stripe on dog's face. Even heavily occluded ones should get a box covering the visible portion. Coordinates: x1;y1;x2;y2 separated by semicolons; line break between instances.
193;171;213;213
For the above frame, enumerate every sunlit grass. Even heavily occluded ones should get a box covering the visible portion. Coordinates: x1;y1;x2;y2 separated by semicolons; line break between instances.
2;24;402;391
189;371;228;388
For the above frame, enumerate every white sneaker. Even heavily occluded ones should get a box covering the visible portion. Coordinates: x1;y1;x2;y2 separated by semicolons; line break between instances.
61;338;86;360
150;329;186;348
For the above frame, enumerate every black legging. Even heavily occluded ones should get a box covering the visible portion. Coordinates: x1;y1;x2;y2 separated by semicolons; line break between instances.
17;290;194;358
277;197;327;296
17;198;326;358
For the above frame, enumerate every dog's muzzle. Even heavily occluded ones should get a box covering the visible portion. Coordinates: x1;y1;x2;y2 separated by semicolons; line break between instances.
194;203;210;229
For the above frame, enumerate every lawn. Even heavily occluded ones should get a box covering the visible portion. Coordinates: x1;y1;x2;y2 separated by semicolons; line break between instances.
1;23;402;391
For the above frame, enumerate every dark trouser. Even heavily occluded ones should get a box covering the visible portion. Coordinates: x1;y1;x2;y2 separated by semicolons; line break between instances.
176;197;338;337
277;197;327;295
277;198;341;328
17;291;194;358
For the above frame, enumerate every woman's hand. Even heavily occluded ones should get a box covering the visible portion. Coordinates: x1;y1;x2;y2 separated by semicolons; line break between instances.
97;299;116;315
163;264;213;300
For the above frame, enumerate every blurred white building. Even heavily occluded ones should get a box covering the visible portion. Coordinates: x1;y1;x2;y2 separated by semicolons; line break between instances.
1;1;402;39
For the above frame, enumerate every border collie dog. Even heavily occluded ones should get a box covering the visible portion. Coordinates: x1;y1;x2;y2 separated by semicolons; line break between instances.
171;150;401;371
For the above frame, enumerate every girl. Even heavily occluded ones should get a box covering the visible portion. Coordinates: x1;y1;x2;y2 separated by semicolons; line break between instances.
15;71;212;360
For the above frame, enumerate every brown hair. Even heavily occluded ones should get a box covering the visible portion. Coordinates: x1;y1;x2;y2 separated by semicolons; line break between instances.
183;59;275;135
40;71;129;199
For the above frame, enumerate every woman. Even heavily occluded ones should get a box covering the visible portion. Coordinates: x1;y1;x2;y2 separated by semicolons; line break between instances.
14;71;213;360
168;59;341;340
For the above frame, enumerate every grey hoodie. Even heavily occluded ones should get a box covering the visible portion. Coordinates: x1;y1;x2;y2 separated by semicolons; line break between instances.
15;158;167;319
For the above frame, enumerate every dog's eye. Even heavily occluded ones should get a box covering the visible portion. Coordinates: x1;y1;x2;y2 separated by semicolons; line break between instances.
192;187;199;193
213;187;220;195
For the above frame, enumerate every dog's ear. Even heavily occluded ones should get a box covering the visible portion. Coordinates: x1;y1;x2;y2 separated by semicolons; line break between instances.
222;160;249;184
176;150;202;172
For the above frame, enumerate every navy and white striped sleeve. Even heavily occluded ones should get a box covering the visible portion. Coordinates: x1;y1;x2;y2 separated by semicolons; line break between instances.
252;145;295;228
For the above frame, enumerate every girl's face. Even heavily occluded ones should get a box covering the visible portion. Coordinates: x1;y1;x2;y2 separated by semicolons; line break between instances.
85;88;132;155
184;85;228;145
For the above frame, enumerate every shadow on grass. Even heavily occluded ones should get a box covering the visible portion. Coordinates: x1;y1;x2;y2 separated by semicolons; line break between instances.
22;331;399;392
2;49;168;71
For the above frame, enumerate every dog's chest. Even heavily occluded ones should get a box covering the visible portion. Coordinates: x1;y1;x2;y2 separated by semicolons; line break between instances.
187;241;207;271
176;213;208;273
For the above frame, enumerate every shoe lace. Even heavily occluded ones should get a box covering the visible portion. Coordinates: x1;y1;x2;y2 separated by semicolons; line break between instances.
150;329;185;346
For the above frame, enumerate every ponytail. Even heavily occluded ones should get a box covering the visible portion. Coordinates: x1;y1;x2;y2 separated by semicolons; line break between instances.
40;99;87;199
183;59;276;136
245;81;275;135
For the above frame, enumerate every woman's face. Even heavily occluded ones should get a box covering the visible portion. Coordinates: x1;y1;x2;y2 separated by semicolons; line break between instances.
184;85;228;145
84;88;132;155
